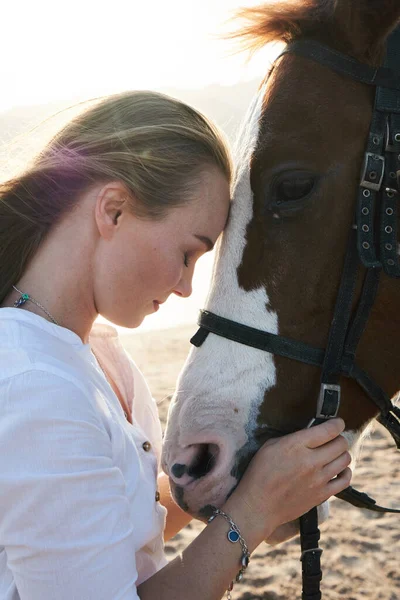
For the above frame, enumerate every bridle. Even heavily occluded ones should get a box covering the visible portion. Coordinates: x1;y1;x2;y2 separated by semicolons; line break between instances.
190;25;400;600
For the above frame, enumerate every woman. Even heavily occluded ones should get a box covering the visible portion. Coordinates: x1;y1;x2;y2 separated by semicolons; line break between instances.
0;90;351;600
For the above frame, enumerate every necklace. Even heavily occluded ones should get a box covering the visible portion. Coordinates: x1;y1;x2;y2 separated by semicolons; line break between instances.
12;284;131;422
12;285;60;326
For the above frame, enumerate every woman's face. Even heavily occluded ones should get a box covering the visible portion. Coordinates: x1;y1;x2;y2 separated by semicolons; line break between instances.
95;168;230;328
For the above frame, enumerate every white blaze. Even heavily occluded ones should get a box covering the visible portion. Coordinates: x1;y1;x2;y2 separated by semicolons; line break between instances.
162;85;280;506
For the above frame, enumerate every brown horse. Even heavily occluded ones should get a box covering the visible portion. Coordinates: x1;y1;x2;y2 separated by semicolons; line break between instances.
162;0;400;527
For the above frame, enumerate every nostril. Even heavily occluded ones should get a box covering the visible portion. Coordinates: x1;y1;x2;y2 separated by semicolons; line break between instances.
171;463;187;479
187;444;218;479
168;443;221;485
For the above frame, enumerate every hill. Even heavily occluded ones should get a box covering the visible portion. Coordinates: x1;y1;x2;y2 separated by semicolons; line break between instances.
0;79;260;180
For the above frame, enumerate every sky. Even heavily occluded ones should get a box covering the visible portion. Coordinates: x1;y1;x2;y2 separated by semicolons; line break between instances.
1;0;278;333
0;0;276;112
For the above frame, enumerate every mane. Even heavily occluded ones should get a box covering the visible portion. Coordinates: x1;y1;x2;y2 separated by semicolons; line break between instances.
228;0;396;63
229;0;336;54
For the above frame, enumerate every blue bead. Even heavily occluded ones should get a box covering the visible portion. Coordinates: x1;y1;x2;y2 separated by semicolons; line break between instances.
227;529;240;543
14;297;27;308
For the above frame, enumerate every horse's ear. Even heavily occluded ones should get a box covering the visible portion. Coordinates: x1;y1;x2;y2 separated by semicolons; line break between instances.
332;0;400;62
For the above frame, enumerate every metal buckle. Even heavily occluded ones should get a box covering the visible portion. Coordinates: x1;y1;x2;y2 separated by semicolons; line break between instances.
316;384;341;419
386;120;396;153
307;384;341;428
360;152;385;191
385;120;400;153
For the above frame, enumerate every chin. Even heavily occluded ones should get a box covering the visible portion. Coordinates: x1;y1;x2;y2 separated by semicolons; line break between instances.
124;314;145;329
100;310;144;330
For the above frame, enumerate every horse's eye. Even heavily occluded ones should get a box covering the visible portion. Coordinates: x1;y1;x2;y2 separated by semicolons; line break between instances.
275;176;315;204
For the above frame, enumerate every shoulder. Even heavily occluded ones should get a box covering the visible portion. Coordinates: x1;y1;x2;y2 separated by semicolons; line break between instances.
0;310;97;390
0;371;111;453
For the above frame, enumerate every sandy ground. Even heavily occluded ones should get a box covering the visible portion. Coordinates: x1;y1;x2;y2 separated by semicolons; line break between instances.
123;325;400;600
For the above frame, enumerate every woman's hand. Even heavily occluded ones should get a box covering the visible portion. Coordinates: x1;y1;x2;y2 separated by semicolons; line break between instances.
224;418;351;549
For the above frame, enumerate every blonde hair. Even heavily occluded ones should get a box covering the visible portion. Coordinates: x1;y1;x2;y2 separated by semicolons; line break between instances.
0;90;232;304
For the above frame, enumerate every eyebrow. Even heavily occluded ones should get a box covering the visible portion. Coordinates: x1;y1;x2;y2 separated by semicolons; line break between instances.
194;234;214;251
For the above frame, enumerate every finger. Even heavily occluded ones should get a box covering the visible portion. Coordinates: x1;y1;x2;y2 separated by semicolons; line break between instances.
314;435;349;467
304;418;345;449
321;451;352;482
325;467;352;497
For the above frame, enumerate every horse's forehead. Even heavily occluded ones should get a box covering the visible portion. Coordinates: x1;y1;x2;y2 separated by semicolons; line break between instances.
171;85;279;420
254;55;373;158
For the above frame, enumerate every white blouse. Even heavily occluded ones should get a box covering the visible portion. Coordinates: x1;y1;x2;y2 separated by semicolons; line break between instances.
0;308;167;600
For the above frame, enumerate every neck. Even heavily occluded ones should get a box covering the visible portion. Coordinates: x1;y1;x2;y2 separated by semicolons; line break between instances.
6;281;96;346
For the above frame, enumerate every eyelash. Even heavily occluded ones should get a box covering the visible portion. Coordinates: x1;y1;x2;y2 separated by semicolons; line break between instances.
184;253;190;268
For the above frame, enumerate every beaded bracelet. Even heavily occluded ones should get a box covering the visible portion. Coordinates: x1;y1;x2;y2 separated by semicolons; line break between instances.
208;508;251;599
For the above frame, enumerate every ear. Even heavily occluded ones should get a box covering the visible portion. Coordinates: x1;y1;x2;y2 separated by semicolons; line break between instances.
331;0;400;61
94;181;130;240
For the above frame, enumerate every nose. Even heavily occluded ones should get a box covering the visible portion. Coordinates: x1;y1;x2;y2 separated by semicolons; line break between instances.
173;273;193;298
168;443;220;486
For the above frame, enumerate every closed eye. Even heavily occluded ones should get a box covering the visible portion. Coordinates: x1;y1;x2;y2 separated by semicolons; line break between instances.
194;234;214;251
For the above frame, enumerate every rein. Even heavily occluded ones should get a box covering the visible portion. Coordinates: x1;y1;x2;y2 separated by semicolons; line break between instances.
191;25;400;600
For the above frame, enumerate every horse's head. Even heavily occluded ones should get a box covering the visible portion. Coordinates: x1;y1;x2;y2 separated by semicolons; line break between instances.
162;0;400;518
